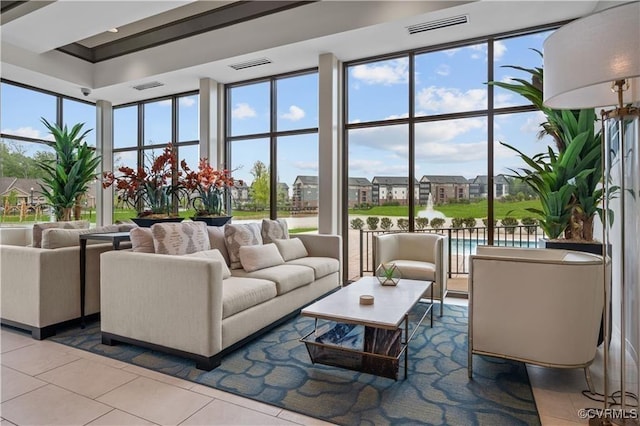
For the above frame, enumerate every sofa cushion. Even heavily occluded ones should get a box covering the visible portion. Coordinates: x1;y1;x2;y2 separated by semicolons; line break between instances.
389;259;436;281
184;249;231;279
130;227;154;253
207;225;230;266
117;223;138;232
231;264;314;295
41;225;121;249
32;220;89;248
261;219;289;244
151;221;210;255
221;277;277;319
274;238;308;261
286;257;339;280
239;243;284;272
224;223;262;269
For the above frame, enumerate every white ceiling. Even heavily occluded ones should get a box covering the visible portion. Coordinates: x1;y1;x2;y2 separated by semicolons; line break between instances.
0;0;617;105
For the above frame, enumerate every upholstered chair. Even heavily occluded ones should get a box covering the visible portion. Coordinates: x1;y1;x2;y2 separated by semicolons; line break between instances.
468;246;607;393
373;232;448;316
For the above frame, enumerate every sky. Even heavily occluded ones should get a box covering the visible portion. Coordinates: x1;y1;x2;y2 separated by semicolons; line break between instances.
1;29;556;191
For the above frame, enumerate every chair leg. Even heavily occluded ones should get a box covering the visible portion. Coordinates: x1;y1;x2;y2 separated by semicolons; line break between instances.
440;299;444;317
584;366;596;394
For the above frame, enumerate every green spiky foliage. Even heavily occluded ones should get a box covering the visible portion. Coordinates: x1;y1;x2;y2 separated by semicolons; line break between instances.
37;118;101;221
490;50;603;241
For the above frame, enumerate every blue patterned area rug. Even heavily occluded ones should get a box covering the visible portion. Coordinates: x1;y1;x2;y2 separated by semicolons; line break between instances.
51;304;540;425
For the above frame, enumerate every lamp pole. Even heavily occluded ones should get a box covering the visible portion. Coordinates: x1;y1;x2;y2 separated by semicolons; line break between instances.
30;187;34;205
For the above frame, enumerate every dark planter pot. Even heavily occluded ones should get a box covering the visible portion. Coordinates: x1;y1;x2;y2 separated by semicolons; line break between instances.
131;217;184;228
191;216;232;227
542;239;609;346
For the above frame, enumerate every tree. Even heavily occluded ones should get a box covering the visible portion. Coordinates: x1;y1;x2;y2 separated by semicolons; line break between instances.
249;161;270;210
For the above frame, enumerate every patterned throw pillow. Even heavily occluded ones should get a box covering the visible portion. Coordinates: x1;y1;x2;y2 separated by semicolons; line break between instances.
224;223;263;269
151;221;210;255
261;219;289;244
130;227;154;253
32;220;90;248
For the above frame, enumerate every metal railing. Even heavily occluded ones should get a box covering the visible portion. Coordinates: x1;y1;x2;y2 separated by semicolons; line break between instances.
359;225;543;276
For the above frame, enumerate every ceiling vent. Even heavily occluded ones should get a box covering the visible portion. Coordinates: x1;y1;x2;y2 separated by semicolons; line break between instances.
132;81;164;91
229;58;272;71
407;15;468;35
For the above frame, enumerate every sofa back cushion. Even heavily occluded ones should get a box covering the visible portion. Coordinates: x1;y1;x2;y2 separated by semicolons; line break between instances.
224;223;262;269
207;226;230;266
274;238;308;261
41;225;121;249
239;243;284;272
130;227;154;253
32;220;89;248
151;221;210;255
261;219;289;244
184;249;231;279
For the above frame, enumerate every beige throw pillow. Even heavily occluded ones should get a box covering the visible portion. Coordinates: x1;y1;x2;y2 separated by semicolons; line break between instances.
274;238;308;261
184;249;231;279
32;220;89;248
261;219;289;244
207;225;230;266
224;223;263;269
239;243;284;272
130;227;154;253
151;221;210;255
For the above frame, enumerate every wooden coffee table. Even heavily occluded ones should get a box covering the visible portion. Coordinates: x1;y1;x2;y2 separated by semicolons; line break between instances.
300;276;433;379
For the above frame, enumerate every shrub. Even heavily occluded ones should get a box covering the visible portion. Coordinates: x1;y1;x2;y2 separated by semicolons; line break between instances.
350;217;364;230
380;217;393;231
415;217;429;230
382;201;400;206
482;218;497;228
430;217;445;229
501;216;518;234
463;217;477;228
451;217;464;229
521;216;539;234
397;218;409;230
366;216;379;230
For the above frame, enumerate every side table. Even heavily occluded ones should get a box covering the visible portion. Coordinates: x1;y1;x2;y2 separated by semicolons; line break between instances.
79;231;131;328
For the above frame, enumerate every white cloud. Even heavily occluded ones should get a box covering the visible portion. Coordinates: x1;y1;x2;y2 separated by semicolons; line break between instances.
416;86;486;113
232;103;256;119
435;64;450;76
281;105;305;121
291;161;317;171
348;158;408;177
351;58;408;85
494;40;507;60
520;111;547;134
1;127;47;139
179;97;196;107
159;99;172;107
442;48;460;57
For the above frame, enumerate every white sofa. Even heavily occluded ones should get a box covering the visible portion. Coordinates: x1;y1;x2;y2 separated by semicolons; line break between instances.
100;232;342;370
373;232;448;316
0;224;128;339
468;246;607;392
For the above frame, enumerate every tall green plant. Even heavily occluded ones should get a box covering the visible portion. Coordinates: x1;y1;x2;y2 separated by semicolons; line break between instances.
38;118;101;221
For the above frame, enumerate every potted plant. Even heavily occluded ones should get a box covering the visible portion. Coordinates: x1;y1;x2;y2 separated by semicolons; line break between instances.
180;158;239;226
38;118;101;221
490;50;604;251
102;143;185;226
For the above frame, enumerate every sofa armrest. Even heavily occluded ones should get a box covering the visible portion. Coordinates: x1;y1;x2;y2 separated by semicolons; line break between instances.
100;251;225;357
294;234;342;261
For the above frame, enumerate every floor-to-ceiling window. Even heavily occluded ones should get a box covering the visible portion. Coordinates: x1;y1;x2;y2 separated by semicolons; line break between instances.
344;26;557;288
226;70;319;230
0;81;96;223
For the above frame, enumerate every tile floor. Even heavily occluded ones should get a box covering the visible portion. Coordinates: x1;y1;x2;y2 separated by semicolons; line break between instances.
1;299;599;425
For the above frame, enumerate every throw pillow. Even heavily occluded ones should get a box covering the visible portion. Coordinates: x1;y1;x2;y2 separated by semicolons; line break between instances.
32;220;90;248
151;221;210;255
274;238;309;261
184;249;231;279
239;243;284;272
40;225;121;249
261;219;289;244
207;225;230;266
224;223;263;269
130;227;154;253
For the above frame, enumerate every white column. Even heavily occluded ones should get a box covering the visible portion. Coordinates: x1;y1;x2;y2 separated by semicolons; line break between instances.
199;78;223;168
96;100;113;225
318;53;342;234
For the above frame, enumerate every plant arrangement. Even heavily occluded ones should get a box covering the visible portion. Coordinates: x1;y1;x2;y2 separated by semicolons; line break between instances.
180;158;239;218
350;217;364;230
366;216;379;230
415;217;429;230
375;262;401;286
490;50;603;241
38;118;101;221
430;217;445;229
102;143;183;218
380;217;393;231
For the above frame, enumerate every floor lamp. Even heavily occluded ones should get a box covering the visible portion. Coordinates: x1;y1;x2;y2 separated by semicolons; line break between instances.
543;2;640;425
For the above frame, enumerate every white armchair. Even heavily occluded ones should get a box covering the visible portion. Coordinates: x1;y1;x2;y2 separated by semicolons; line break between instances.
468;246;607;392
373;232;448;316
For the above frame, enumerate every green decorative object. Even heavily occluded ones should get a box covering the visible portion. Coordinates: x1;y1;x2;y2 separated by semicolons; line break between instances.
375;263;401;286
